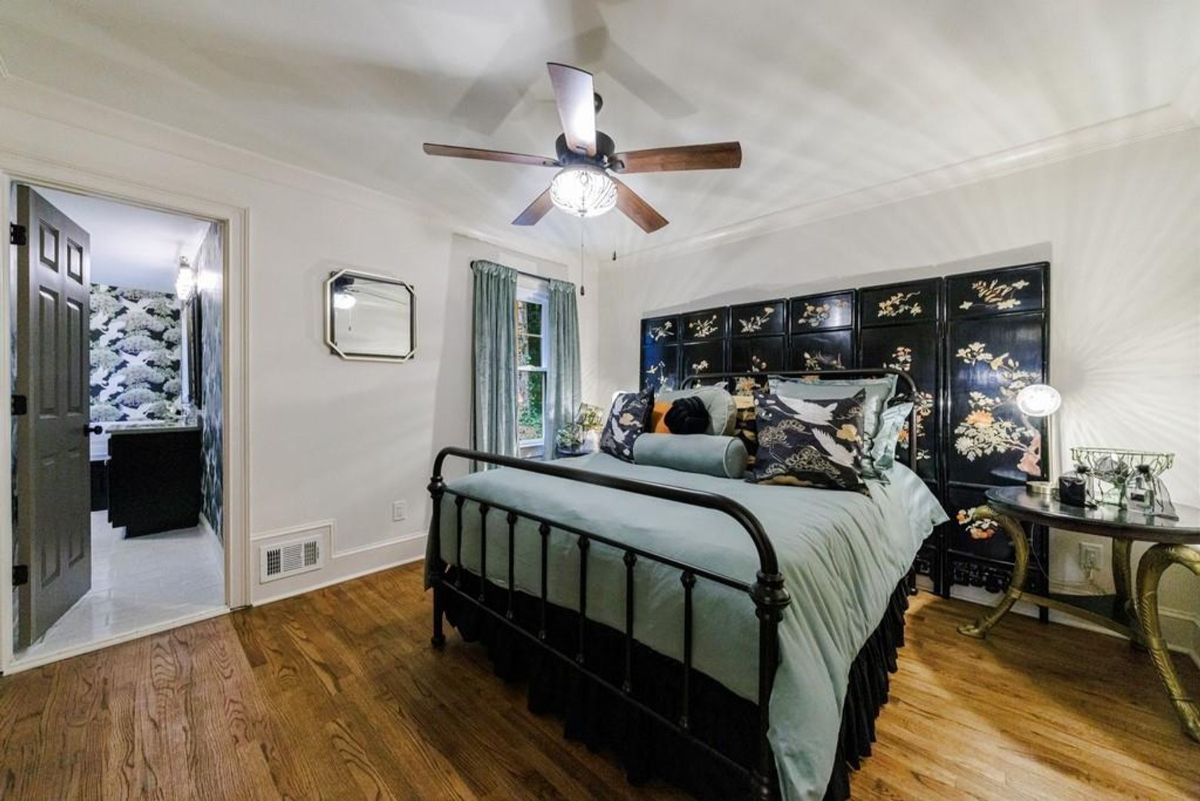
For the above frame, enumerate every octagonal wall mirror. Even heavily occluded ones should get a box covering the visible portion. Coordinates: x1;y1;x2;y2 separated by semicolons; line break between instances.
324;269;415;362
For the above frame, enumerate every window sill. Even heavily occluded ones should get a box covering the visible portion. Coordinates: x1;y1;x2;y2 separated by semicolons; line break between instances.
518;443;546;461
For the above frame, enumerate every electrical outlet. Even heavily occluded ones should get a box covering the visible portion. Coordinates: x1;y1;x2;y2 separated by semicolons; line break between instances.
1079;542;1102;572
392;500;408;522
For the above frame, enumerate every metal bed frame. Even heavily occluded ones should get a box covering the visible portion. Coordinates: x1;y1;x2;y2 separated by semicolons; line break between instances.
427;368;918;801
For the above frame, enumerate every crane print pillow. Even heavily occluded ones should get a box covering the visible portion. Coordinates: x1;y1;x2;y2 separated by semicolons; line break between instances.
600;390;654;462
748;390;870;494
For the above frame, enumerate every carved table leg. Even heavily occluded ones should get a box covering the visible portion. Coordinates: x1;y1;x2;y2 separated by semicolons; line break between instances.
1111;538;1141;642
1136;543;1200;742
958;507;1030;639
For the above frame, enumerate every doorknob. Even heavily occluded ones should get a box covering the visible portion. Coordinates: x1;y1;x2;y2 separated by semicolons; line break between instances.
84;424;103;436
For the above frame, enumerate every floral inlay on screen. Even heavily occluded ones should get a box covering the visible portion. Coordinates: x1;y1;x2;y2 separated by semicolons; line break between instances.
952;341;1042;476
877;291;923;318
957;278;1030;312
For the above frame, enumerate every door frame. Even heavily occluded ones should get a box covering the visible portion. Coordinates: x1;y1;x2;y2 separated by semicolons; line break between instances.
0;159;250;673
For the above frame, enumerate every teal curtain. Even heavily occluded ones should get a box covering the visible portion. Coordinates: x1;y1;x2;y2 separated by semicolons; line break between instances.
547;278;581;459
471;260;518;464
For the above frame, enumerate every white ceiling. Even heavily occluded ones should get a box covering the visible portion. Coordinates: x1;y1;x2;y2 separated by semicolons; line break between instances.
35;187;211;293
3;1;1198;257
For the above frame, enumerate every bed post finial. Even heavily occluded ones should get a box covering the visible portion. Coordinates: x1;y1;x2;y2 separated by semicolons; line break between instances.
751;569;790;801
428;471;447;649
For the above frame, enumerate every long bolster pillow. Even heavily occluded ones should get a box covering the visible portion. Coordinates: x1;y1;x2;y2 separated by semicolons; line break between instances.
632;433;748;479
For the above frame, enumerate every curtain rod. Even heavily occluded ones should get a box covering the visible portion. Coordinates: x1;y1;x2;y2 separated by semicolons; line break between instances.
471;259;551;283
472;259;583;295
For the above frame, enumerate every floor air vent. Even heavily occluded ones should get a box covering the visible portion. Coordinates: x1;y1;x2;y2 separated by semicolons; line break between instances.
260;536;324;583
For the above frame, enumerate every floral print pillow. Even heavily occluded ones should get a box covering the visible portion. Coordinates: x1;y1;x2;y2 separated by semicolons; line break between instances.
600;390;653;462
748;391;871;494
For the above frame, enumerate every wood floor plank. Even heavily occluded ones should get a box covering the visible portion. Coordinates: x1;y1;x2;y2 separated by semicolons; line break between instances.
2;562;1198;801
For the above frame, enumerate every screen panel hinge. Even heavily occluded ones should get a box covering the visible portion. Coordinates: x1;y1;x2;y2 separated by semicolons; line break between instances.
12;565;29;587
9;223;27;247
11;395;27;416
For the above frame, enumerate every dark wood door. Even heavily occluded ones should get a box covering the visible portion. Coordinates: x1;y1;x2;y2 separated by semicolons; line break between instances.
15;185;92;645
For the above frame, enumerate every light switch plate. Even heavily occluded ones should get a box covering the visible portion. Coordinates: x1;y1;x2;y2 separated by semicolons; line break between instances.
392;500;408;522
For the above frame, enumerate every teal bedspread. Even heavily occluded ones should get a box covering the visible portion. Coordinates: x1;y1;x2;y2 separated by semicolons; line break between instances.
426;452;947;801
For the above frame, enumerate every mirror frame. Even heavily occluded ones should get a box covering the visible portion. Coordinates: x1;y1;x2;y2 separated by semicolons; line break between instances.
324;268;416;362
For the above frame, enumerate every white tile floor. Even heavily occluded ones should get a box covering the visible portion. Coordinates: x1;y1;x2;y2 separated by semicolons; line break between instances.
16;511;225;663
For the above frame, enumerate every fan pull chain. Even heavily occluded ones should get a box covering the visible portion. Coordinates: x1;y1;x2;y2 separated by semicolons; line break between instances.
578;218;586;296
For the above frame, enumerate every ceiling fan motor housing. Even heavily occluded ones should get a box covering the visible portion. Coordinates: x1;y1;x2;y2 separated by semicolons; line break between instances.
555;131;616;167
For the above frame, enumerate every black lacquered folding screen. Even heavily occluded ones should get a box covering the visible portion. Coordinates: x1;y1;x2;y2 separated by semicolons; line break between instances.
638;262;1051;597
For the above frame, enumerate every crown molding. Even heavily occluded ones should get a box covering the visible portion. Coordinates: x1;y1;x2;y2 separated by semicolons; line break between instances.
1175;66;1200;126
3;66;1194;274
0;75;577;267
615;103;1197;267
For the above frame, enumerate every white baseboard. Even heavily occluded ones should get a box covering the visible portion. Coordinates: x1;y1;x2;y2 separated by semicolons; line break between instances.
2;606;229;675
251;529;427;607
1;530;429;673
949;584;1200;670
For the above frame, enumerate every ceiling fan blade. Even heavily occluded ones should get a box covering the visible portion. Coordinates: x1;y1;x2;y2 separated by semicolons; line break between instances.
611;177;668;233
512;187;555;226
423;143;559;167
547;63;597;156
612;142;742;174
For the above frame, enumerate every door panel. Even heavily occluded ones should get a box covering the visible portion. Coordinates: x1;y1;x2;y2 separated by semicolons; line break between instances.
67;299;85;414
38;289;59;414
16;185;92;646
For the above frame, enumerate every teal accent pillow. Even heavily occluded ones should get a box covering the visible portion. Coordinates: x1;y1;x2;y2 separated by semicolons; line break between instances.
633;434;748;479
772;375;898;477
871;402;914;472
656;386;736;436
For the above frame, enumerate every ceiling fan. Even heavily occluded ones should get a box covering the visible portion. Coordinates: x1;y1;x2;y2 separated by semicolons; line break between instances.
423;63;742;233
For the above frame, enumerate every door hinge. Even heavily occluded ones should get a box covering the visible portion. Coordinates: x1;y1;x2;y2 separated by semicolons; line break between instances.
9;223;27;247
11;395;27;416
12;565;29;587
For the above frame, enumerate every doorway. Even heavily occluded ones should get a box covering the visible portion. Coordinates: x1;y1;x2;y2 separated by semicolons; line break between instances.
8;183;226;663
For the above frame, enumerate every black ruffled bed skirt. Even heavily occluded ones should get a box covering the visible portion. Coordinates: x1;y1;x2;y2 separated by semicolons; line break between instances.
437;568;909;801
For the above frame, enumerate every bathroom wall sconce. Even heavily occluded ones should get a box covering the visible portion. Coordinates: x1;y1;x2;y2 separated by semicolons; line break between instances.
175;256;197;302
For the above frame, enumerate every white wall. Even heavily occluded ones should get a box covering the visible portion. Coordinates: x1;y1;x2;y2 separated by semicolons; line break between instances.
0;80;596;605
598;128;1200;650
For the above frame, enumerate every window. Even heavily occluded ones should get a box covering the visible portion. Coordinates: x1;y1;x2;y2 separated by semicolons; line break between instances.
516;286;549;455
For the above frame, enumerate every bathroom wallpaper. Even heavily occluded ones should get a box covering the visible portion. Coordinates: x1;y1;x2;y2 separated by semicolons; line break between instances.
196;225;224;542
89;285;183;422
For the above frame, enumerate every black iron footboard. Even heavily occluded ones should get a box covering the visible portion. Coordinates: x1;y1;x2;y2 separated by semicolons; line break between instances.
427;446;790;800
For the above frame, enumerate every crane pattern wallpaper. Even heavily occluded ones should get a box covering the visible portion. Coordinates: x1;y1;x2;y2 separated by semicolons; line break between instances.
89;284;183;422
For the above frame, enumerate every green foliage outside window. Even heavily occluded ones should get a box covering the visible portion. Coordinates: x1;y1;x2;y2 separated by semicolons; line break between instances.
516;300;545;443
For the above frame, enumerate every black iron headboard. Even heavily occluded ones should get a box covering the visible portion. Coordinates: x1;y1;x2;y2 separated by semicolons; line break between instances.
679;367;919;471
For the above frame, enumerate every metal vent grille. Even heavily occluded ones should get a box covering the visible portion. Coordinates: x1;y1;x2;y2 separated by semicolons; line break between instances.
260;536;324;583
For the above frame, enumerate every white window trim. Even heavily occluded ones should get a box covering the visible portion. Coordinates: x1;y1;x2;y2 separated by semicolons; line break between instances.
516;282;551;458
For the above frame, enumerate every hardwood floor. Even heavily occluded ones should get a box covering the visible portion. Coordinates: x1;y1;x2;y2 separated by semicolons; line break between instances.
1;561;1197;801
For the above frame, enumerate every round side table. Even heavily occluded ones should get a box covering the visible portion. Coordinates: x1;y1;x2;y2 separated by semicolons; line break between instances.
956;486;1200;742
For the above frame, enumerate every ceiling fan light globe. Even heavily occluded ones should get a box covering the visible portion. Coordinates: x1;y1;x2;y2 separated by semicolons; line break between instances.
549;164;617;218
333;291;357;310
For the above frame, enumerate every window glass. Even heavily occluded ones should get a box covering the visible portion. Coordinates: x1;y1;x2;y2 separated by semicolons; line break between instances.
516;294;548;449
517;369;545;443
517;301;543;367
